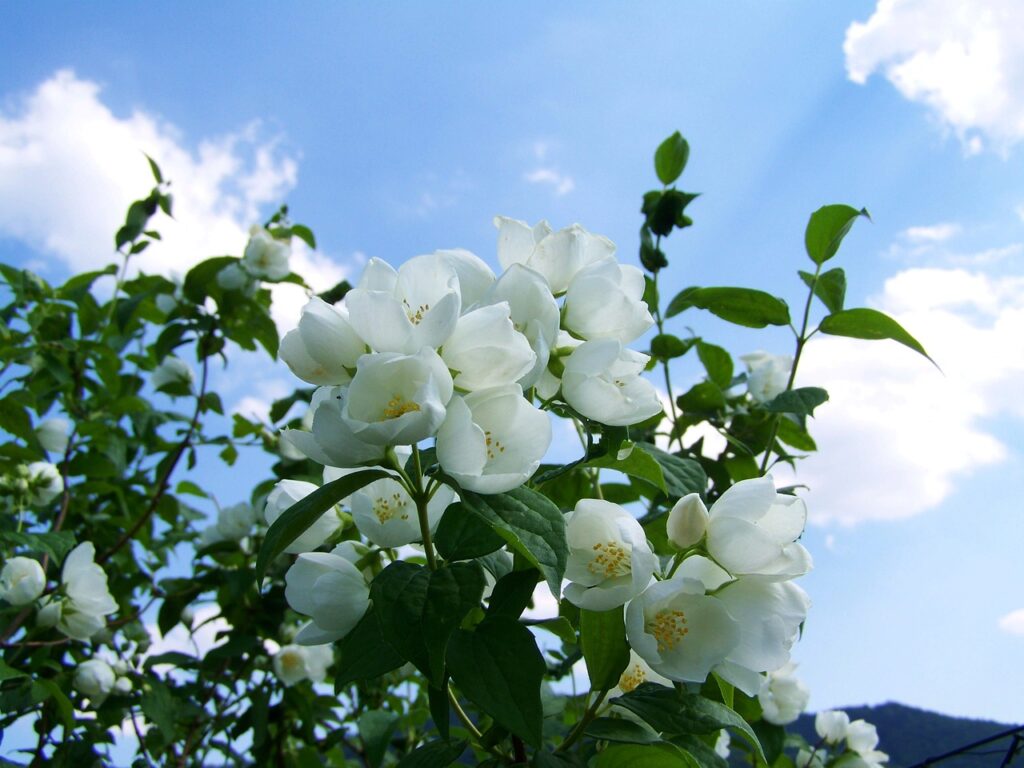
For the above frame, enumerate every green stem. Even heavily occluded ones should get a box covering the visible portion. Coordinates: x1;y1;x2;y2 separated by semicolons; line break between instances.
410;446;438;570
556;688;609;752
758;262;821;475
650;244;681;445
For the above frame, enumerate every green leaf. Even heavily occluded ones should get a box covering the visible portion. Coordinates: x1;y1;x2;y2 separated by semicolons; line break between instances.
334;609;405;688
655;132;690;185
291;224;317;249
396;739;467;768
761;387;829;417
650;334;694;361
799;268;846;314
358;709;400;768
580;608;630;691
751;719;786;765
182;256;236;303
676;381;726;413
595;744;700;768
612;684;765;764
371;561;485;686
460;487;567;598
447;617;545;747
0;531;75;563
141;680;178;742
434;501;506;561
34;679;74;729
818;307;934;363
487;569;540;619
256;468;390;584
776;418;816;451
637;444;706;498
585;718;661;745
587;442;667;494
696;342;733;389
665;287;790;328
145;153;164;183
805;204;868;265
318;279;352;305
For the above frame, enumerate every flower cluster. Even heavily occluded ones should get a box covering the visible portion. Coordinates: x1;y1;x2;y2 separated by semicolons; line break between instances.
73;658;133;707
36;543;118;641
564;475;811;696
798;710;890;768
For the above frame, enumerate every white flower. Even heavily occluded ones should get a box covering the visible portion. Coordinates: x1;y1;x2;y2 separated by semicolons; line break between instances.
264;480;342;554
703;476;812;580
273;643;334;686
847;719;881;756
280;297;366;386
666;494;710;550
758;662;810;725
610;650;673;698
114;676;133;694
36;418;69;455
345;255;461;353
0;557;46;605
74;659;116;704
215;502;257;541
796;749;826;768
563;257;653;343
347;477;453;548
494;217;615;294
562;340;662;427
481;264;560;389
26;462;63;506
282;386;386;468
563;500;657;611
441;303;536;392
54;543;117;641
436;248;495;307
815;710;850;744
285;552;370;645
625;576;740;684
344;349;454;446
715;731;731;759
436;385;551;494
242;226;291;280
151;356;194;392
713;577;811;696
329;540;376;580
741;352;793;404
216;261;252;291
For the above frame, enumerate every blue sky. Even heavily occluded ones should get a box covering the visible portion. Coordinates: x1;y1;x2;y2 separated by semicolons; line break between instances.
2;0;1022;727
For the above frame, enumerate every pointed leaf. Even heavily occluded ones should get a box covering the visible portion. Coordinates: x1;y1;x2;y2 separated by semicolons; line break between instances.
580;608;630;691
805;205;868;265
655;132;690;185
334;608;405;689
799;268;846;314
818;308;935;364
761;387;829;417
666;287;790;328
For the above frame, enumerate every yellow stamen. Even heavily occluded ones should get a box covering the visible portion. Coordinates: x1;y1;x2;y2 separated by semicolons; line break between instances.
403;299;430;325
588;541;631;578
647;609;688;652
383;395;420;419
618;663;647;693
484;430;506;460
373;492;408;524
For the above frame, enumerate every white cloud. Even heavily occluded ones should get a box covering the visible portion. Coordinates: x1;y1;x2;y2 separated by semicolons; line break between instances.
786;264;1024;526
901;222;961;243
524;167;575;196
844;0;1024;153
998;608;1024;636
0;69;349;331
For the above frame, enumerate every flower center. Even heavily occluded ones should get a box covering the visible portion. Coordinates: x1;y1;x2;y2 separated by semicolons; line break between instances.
383;395;420;419
588;541;630;578
403;299;430;325
647;609;689;652
484;430;506;460
373;492;409;524
618;663;647;693
280;651;304;673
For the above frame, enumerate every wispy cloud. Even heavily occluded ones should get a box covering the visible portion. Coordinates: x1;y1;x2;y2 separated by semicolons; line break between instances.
901;222;961;243
524;167;575;197
845;0;1024;154
998;608;1024;636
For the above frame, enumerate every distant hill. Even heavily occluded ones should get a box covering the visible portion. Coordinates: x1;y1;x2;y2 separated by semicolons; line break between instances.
788;702;1020;767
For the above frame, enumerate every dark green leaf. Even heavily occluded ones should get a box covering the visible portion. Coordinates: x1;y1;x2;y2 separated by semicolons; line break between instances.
650;334;694;361
141;680;178;742
0;531;75;563
655;132;690;185
818;307;934;363
396;739;467;768
580;608;630;691
34;679;74;729
805;205;868;265
677;381;726;413
595;744;700;767
447;617;545;747
612;684;765;764
460;487;567;597
145;153;164;183
798;268;846;314
752;720;786;765
434;502;506;561
585;718;661;745
665;287;790;328
776;418;816;451
487;569;540;619
372;561;485;686
761;387;829;417
587;442;667;494
358;709;399;768
637;444;706;498
318;279;352;305
696;342;733;389
335;608;405;688
291;224;316;249
428;684;451;741
256;468;390;584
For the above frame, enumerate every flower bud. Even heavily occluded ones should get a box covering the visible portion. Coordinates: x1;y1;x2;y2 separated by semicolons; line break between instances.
242;226;290;280
0;557;46;605
26;462;63;505
74;659;116;704
36;418;70;455
151;356;195;393
280;297;366;386
740;352;793;403
666;494;709;549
